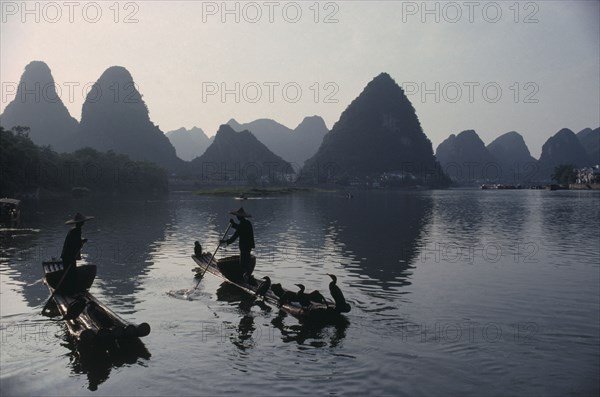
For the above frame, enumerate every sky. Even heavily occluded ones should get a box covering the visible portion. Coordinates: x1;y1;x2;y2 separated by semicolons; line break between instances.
1;0;599;158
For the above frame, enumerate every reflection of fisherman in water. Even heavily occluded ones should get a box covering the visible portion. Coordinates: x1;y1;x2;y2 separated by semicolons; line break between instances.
61;212;94;292
221;207;255;280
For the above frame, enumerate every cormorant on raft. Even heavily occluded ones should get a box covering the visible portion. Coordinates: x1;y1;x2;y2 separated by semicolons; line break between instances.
327;274;351;313
272;282;329;308
271;283;297;306
194;241;203;258
294;284;312;308
193;253;351;319
255;276;271;299
307;289;329;308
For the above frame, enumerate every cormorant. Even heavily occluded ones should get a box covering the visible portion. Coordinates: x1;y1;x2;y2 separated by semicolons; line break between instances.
271;282;285;298
308;290;329;308
272;283;297;306
327;274;351;313
255;276;271;299
294;284;312;308
194;241;202;257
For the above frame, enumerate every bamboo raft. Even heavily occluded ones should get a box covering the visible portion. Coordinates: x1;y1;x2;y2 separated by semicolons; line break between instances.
42;260;150;345
192;253;348;321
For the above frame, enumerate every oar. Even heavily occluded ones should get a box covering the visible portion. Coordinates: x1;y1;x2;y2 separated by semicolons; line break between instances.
41;260;77;316
194;223;232;287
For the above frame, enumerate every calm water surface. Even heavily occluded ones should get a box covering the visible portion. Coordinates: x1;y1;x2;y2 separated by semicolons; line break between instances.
1;190;598;396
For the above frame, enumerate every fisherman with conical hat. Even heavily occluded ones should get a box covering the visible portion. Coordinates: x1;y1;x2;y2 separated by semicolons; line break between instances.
60;212;94;292
221;207;255;279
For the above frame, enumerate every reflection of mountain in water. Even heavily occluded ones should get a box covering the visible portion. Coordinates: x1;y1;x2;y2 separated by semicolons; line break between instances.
540;192;595;243
85;199;170;309
433;192;484;244
211;192;432;291
0;227;47;305
0;198;170;310
432;191;539;261
311;192;433;289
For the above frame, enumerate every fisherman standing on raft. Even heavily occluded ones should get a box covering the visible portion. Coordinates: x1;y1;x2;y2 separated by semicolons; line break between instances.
60;212;94;292
221;207;255;281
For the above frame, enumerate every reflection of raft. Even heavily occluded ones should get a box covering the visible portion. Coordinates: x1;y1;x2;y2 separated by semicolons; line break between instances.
42;260;150;345
192;254;347;321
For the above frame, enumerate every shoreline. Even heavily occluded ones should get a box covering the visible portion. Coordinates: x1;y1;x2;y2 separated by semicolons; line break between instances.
193;186;330;196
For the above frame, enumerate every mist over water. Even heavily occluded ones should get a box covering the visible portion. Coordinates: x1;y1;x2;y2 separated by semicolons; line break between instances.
0;190;598;396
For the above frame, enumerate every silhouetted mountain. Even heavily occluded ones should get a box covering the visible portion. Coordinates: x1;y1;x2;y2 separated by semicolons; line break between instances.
486;131;537;183
291;116;328;165
0;61;78;152
435;130;498;183
189;124;293;183
577;127;600;166
166;127;211;161
227;118;291;159
538;128;592;180
302;73;447;185
78;66;183;171
577;128;593;138
227;116;328;166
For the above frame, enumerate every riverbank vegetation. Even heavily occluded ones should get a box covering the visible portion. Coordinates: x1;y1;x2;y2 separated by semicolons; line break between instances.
0;126;168;198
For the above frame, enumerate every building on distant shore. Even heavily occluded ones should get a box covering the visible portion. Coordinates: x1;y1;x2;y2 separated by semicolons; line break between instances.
575;165;600;185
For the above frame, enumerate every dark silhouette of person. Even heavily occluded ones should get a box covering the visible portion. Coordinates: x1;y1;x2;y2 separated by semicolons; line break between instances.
60;212;94;292
221;207;255;279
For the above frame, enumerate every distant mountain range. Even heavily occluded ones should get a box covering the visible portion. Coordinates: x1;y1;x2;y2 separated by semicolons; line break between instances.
435;130;538;183
303;73;448;186
189;124;293;183
1;62;324;175
0;61;184;171
3;61;598;185
227;116;328;167
166;127;212;161
435;127;598;183
167;117;326;165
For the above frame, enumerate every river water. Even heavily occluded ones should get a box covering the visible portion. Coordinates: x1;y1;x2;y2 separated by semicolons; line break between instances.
0;189;598;396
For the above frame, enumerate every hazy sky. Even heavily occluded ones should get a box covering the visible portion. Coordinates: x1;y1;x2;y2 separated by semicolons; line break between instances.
1;1;599;157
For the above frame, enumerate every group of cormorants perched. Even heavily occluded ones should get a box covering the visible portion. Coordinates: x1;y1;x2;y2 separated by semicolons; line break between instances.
255;274;351;313
195;240;351;313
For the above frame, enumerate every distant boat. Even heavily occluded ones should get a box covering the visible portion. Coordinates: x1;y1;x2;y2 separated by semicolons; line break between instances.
481;184;523;190
72;187;91;197
0;198;21;225
548;184;569;191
